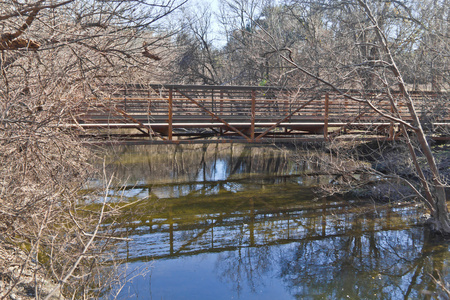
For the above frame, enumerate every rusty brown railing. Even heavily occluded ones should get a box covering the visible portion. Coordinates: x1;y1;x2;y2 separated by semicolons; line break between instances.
70;84;450;143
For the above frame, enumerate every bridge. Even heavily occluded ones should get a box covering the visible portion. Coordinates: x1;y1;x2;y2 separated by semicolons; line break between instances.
68;84;449;143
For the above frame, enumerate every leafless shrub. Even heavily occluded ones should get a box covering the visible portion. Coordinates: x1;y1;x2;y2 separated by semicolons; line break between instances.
1;0;185;298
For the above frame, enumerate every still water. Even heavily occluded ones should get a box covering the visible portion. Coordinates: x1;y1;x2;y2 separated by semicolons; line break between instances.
97;144;450;299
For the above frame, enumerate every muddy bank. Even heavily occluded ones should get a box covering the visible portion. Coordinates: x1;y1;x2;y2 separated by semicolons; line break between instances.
323;140;450;202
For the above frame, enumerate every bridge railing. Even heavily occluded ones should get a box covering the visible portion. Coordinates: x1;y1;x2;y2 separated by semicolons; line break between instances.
73;84;449;141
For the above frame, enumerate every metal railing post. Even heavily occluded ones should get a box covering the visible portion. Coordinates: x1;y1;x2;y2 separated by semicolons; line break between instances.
211;89;215;113
251;90;256;141
124;86;128;111
324;93;329;141
168;88;173;140
389;102;394;140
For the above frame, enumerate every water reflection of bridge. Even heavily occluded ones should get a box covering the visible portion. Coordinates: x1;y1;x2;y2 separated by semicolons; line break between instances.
116;187;421;262
104;144;447;299
70;84;450;143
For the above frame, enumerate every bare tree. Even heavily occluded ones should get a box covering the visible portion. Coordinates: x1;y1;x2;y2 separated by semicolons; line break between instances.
169;2;224;84
288;0;449;233
0;0;185;298
216;0;449;233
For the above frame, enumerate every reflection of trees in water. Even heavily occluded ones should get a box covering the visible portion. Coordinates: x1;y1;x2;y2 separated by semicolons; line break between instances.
278;228;448;299
109;185;450;298
210;208;450;299
101;145;449;298
215;246;273;296
103;144;306;184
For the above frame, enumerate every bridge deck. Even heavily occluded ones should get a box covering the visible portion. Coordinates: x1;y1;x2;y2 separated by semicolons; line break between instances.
70;84;450;143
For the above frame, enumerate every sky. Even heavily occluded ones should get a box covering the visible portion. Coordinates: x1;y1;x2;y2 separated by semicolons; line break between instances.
186;0;227;47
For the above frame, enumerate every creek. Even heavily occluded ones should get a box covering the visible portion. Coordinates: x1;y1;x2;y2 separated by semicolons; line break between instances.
93;144;450;299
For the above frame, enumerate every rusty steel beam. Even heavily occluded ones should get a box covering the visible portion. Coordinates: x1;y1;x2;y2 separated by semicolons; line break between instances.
72;84;449;144
324;93;329;141
251;90;256;141
100;103;168;141
255;97;319;141
100;103;150;137
175;88;252;141
168;88;173;140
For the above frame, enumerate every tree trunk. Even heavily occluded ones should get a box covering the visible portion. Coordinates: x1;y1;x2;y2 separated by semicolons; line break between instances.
358;0;450;234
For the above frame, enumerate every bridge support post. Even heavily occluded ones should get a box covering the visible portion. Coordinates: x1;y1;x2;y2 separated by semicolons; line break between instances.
169;88;173;141
124;85;128;111
389;104;394;140
251;90;256;141
324;93;329;141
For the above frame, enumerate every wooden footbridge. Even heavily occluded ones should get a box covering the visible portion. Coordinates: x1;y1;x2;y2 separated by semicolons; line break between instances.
69;84;449;144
